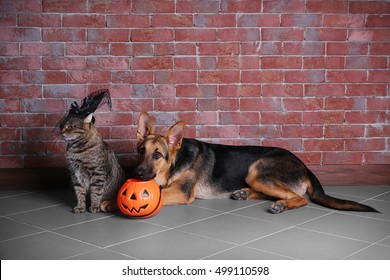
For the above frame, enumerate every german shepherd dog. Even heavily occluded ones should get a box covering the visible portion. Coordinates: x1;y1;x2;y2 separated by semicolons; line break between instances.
134;112;378;214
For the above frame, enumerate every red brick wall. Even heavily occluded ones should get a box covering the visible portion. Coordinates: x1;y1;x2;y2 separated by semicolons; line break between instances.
0;0;389;168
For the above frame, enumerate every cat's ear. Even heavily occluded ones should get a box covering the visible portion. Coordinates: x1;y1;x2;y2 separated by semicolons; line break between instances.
165;121;185;149
84;113;94;124
137;112;154;142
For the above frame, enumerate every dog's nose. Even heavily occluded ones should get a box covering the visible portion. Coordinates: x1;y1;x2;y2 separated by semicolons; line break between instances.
135;167;146;178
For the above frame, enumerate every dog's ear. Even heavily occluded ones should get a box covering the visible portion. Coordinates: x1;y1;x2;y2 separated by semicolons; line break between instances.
137;112;154;142
165;121;185;149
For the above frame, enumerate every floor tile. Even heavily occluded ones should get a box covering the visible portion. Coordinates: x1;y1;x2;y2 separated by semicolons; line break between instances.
54;215;167;247
299;212;390;243
67;249;136;260
378;237;390;246
246;227;369;260
231;203;331;226
177;213;286;245
10;204;113;230
373;192;390;202
0;217;43;241
192;198;265;212
108;229;235;260
139;204;222;228
204;245;292;260
0;190;29;198
344;244;390;260
0;232;98;260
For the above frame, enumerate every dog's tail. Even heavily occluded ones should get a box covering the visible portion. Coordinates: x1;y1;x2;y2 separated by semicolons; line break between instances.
306;169;379;213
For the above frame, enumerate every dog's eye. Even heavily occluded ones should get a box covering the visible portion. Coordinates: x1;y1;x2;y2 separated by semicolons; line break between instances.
153;151;163;160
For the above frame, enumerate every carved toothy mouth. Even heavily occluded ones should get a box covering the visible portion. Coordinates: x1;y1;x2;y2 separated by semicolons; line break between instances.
121;203;149;213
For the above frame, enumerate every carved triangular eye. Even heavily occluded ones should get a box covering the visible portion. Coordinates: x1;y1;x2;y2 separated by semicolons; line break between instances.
130;194;136;200
122;189;127;196
142;190;149;197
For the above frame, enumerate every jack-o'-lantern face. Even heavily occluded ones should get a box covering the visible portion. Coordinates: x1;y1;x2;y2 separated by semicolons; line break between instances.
117;179;163;218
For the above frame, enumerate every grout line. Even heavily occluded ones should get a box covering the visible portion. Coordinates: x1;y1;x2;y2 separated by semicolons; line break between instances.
341;236;390;260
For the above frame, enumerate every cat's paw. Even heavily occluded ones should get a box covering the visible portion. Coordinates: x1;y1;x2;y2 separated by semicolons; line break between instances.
89;206;101;213
73;206;86;214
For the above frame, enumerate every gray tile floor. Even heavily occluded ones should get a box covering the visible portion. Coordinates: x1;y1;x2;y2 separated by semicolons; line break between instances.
1;186;389;260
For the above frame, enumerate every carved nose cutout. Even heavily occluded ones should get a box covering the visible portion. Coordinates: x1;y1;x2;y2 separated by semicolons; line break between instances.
130;194;136;200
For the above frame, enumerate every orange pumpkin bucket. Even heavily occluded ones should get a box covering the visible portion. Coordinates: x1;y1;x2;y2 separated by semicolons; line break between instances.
117;179;163;218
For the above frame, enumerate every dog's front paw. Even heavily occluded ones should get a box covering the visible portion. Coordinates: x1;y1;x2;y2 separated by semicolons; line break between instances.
268;201;286;214
231;190;249;200
73;206;86;214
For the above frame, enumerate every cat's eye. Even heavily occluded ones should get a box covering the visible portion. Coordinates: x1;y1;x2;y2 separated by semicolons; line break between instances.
153;151;162;160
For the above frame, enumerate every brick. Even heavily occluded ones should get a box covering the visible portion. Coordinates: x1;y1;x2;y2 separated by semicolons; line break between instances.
111;99;153;113
325;125;365;138
238;14;279;27
130;84;174;99
43;85;86;98
174;43;196;55
88;29;130;42
176;0;220;13
326;42;368;55
220;85;261;97
107;15;150;28
346;57;387;69
176;85;217;98
63;15;106;28
240;125;282;139
304;57;344;69
283;42;325;55
219;112;260;125
366;15;390;27
0;156;23;168
0;43;19;56
325;98;365;111
221;0;261;12
282;125;323;138
152;15;193;27
262;56;301;69
89;0;131;13
197;98;238;111
240;97;282;111
323;15;365;28
285;70;325;83
22;99;65;113
2;141;45;155
262;28;304;41
68;71;111;84
306;28;347;41
345;111;386;124
198;70;240;84
305;84;345;97
22;42;64;56
281;14;321;27
347;84;387;97
367;98;390;111
262;139;303;151
323;152;363;165
366;125;390;137
197;57;217;69
175;29;217;41
0;85;42;99
0;99;20;112
306;0;348;13
264;0;305;13
370;43;390;55
0;57;40;70
0;114;44;127
43;28;86;42
350;1;390;14
304;139;344;151
326;71;367;83
198;126;239;139
198;43;239;55
66;43;109;56
174;57;197;70
18;14;61;27
364;152;390;164
284;98;324;111
23;71;67;84
345;139;385;151
243;70;284;83
177;112;218;125
262;85;302;97
368;70;390;83
0;14;16;26
241;42;282;55
0;128;20;141
155;71;196;84
295;152;322;165
0;71;22;84
43;57;86;70
132;29;174;42
87;57;129;70
133;0;175;13
261;112;302;124
155;98;196;112
219;28;260;42
43;0;87;12
112;71;153;84
303;112;344;124
0;28;41;42
133;57;172;70
194;14;236;27
348;30;389;42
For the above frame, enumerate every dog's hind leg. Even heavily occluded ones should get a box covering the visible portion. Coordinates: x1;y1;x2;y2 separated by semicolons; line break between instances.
245;159;309;214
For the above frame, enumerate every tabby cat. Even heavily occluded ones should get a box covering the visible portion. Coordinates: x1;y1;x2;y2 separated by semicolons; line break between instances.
59;89;125;213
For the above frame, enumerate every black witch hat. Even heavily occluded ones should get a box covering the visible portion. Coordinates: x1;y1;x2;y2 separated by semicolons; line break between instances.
58;89;111;130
